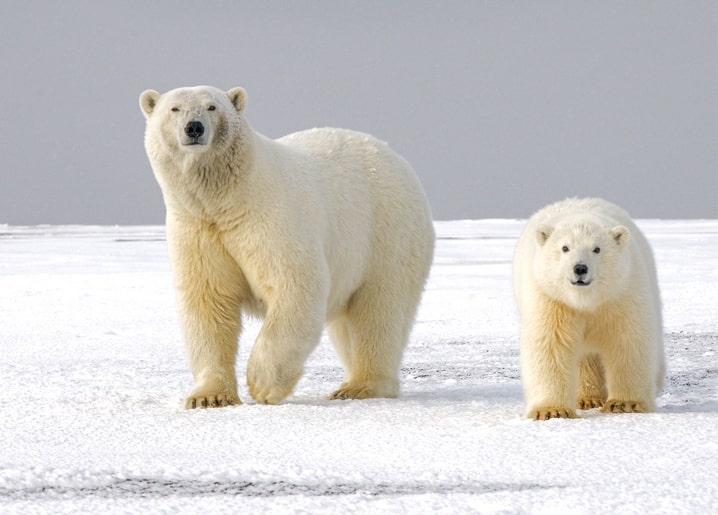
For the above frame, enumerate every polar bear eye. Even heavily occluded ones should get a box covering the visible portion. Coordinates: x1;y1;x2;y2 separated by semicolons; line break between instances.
562;245;570;253
593;247;601;254
171;107;180;112
208;105;216;111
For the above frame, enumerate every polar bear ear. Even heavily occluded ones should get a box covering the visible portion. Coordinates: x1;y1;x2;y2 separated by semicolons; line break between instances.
139;90;161;119
227;87;248;113
610;225;630;247
536;226;553;246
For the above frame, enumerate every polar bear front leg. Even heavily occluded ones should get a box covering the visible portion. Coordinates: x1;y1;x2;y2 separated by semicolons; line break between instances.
246;303;325;405
523;351;579;420
168;223;244;409
181;303;242;409
600;344;656;414
593;311;658;414
520;315;582;420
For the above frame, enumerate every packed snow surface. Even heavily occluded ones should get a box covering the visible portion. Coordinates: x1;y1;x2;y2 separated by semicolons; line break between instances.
1;220;716;513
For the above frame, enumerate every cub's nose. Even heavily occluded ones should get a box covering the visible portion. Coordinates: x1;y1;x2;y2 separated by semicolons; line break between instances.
184;121;205;138
574;263;588;276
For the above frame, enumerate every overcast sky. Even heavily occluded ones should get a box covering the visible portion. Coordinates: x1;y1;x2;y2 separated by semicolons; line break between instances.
1;1;716;224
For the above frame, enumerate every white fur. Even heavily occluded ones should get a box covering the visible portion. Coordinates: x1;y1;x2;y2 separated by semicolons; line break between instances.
512;197;665;420
140;86;434;408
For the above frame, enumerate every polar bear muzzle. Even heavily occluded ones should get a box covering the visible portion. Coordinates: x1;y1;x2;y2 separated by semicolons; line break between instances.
571;263;591;286
184;121;205;144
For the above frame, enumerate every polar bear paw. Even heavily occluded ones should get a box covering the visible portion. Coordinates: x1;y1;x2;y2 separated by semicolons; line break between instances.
247;380;296;405
246;358;302;405
529;407;578;421
184;391;240;410
601;399;648;413
329;379;399;400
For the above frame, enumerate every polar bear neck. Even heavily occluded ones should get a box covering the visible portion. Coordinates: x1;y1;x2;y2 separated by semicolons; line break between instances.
156;128;258;221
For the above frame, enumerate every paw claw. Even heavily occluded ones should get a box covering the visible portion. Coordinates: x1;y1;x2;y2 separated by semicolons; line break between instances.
530;407;577;421
329;381;398;400
577;398;605;410
329;386;366;400
601;399;648;413
184;391;240;410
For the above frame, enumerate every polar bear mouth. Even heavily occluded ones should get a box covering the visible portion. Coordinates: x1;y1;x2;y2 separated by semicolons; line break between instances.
571;279;592;287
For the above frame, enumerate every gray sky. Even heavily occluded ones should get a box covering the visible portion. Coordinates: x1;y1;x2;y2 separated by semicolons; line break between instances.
1;1;716;224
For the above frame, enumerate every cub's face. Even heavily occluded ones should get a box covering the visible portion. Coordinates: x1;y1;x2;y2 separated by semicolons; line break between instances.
140;86;247;157
533;221;631;311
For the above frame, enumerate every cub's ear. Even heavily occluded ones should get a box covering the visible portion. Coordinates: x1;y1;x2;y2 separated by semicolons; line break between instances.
610;225;630;246
140;90;161;119
536;225;553;246
227;87;248;112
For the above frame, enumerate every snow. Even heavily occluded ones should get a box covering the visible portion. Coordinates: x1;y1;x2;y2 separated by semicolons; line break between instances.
1;220;716;513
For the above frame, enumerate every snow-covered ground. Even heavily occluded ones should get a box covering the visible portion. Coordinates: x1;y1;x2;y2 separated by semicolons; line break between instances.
1;220;716;514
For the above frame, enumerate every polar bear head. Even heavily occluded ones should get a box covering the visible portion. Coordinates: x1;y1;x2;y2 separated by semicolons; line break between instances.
140;86;248;159
533;216;631;311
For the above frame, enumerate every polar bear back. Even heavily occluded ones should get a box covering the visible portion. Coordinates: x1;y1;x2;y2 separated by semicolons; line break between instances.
278;127;430;216
278;127;433;258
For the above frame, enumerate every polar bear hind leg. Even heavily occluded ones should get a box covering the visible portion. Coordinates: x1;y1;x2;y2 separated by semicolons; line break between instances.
328;276;421;400
577;354;607;409
594;312;657;413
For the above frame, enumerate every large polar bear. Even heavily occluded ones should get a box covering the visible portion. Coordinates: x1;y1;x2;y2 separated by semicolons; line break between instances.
512;197;665;420
139;85;434;408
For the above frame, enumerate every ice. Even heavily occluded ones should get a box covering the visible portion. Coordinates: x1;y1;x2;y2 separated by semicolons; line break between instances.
1;220;716;512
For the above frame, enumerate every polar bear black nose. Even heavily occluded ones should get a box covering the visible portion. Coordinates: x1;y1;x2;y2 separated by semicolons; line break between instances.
574;263;588;276
185;121;205;138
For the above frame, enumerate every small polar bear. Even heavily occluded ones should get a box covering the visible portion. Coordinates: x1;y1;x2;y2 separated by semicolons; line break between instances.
139;85;434;408
512;197;665;420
